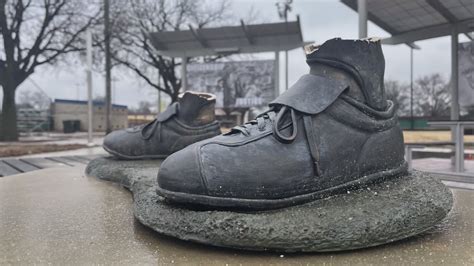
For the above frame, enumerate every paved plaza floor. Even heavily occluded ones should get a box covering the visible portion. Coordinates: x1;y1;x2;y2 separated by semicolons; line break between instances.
0;166;472;264
413;158;474;175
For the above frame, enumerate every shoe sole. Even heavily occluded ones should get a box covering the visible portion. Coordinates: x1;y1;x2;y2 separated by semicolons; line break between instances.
103;145;169;160
157;162;408;210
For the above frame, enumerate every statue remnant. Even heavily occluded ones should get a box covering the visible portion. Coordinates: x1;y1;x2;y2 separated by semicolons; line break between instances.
157;38;408;210
103;92;221;159
88;38;453;252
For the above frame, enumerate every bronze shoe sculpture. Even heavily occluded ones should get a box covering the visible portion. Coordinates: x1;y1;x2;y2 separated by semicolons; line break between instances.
157;38;407;209
103;91;221;159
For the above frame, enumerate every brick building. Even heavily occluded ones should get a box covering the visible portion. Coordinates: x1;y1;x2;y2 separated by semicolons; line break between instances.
51;99;128;132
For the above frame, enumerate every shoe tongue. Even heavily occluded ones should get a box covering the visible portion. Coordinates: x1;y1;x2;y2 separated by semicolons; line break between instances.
139;102;178;137
156;102;178;122
269;74;348;115
177;92;215;126
305;38;387;111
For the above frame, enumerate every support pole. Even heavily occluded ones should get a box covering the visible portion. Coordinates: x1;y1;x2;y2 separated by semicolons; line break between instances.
358;0;368;38
274;51;280;97
285;50;289;90
281;3;290;91
157;71;162;113
104;0;112;134
181;57;188;91
451;27;462;171
451;27;460;121
410;48;414;130
455;123;464;172
86;30;94;146
405;146;413;171
158;90;162;113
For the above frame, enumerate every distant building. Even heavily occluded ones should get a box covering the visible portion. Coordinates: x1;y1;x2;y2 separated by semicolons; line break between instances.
128;113;156;127
51;99;128;132
17;107;51;133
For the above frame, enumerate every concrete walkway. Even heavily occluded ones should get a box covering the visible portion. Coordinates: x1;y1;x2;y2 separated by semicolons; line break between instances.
0;153;104;177
0;167;472;264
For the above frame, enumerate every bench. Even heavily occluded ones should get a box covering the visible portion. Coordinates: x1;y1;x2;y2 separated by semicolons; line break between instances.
404;141;456;170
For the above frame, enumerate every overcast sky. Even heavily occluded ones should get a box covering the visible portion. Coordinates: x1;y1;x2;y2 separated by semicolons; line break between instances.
5;0;471;109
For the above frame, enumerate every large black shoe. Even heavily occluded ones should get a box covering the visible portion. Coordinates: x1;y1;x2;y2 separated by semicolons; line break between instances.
157;38;407;210
103;91;221;159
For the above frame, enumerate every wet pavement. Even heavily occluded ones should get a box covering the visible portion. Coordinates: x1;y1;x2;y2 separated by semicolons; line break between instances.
0;167;473;265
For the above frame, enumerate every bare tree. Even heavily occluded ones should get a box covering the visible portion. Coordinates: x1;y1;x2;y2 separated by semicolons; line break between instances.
17;90;50;109
384;80;410;116
132;100;153;114
108;0;231;103
0;0;99;141
414;74;451;118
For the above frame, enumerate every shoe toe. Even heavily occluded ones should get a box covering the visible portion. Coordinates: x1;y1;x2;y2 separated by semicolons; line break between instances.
103;131;121;152
157;145;207;196
103;130;132;157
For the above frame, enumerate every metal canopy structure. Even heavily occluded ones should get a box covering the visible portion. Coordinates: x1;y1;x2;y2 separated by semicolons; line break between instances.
341;0;474;45
149;19;310;93
149;18;307;58
342;0;474;172
342;0;474;121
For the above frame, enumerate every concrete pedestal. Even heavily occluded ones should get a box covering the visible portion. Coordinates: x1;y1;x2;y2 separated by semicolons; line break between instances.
85;157;453;252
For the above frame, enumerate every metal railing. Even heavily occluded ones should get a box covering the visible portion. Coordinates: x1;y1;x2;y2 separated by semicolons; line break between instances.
404;121;474;173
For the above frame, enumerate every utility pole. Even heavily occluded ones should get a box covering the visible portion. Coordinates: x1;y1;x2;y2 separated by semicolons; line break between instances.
86;30;94;146
104;0;112;134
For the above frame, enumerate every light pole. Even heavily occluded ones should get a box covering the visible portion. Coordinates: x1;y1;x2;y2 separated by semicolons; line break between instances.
276;0;293;91
86;30;94;146
410;47;414;130
104;0;112;134
158;71;162;113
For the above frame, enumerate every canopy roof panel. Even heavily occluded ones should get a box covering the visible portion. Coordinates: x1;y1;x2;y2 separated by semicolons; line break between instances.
341;0;474;45
149;19;308;57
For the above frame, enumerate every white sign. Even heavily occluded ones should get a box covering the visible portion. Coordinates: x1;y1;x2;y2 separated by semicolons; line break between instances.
187;60;275;108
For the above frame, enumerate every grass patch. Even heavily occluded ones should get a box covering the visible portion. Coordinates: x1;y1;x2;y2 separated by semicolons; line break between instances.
403;131;474;143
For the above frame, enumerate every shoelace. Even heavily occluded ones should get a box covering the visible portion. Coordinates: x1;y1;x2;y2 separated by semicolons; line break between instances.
232;106;298;143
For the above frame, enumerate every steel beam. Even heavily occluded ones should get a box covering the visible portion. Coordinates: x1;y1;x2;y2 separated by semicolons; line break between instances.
188;25;208;48
149;35;167;50
154;41;312;58
341;0;418;48
426;0;457;23
382;18;474;45
240;20;254;45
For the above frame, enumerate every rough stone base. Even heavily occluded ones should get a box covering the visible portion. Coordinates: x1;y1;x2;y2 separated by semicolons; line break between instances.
86;156;453;252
